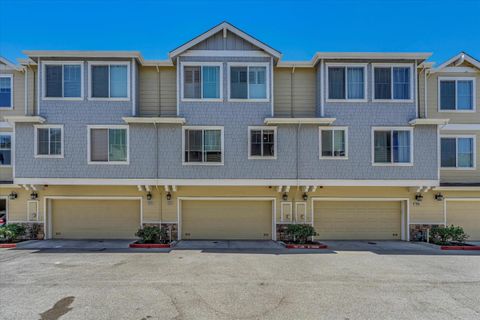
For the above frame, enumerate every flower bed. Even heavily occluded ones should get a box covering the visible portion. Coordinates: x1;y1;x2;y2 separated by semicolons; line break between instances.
283;241;328;249
440;244;480;251
129;242;172;249
0;243;17;249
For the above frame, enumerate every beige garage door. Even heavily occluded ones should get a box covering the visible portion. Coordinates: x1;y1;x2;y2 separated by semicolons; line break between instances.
314;201;402;240
181;200;272;240
447;201;480;240
51;199;141;239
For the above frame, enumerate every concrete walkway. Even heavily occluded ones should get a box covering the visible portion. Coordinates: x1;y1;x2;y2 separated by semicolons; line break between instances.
17;239;133;250
174;240;284;250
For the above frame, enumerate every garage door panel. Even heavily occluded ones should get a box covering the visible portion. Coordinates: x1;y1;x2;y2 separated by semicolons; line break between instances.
52;200;140;239
447;201;480;240
314;201;401;240
182;200;272;240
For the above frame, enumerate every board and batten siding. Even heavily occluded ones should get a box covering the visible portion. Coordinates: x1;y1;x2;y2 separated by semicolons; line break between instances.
424;71;480;123
190;30;258;51
274;67;316;117
138;66;177;117
440;130;480;184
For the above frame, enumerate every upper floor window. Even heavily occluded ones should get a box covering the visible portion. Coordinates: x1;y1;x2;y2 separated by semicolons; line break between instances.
373;65;412;101
34;125;64;158
183;127;223;165
319;127;348;159
182;64;221;100
0;75;13;108
89;62;129;100
248;127;276;159
373;128;412;165
0;134;11;166
229;63;268;101
327;65;366;101
439;78;475;111
43;62;82;99
441;136;475;169
88;126;128;164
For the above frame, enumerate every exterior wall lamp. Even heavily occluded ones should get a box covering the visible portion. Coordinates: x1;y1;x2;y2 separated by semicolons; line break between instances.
434;193;444;201
282;193;288;201
146;192;152;201
30;192;38;200
302;193;308;201
8;192;17;200
415;193;423;202
166;192;172;201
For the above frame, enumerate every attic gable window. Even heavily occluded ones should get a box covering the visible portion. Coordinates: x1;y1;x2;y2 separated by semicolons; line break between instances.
228;63;269;101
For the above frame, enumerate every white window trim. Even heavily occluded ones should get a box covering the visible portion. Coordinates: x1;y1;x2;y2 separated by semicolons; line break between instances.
34;125;64;159
182;126;224;166
371;127;414;166
227;62;270;102
0;132;12;167
27;200;39;222
248;126;277;160
295;202;307;223
437;77;476;113
87;125;130;165
0;74;14;109
319;126;349;160
325;63;367;102
87;61;131;101
372;63;414;103
280;201;293;223
180;62;223;102
440;134;477;170
41;61;84;101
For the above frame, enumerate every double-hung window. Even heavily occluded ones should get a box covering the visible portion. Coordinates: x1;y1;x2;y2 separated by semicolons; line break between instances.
441;136;475;169
439;78;475;111
319;128;348;159
89;62;129;99
35;125;63;158
88;126;128;164
373;65;412;101
183;127;223;164
44;62;82;99
0;133;12;166
229;64;268;100
327;65;366;100
248;127;276;159
0;75;13;108
373;128;412;165
182;64;221;100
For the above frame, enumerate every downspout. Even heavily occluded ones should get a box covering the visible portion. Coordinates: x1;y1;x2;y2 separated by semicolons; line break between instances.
320;59;324;117
37;58;40;115
424;68;429;119
24;67;28;115
290;66;295;117
156;65;161;116
415;60;419;118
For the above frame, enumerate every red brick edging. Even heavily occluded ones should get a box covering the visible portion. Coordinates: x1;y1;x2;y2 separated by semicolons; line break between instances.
0;243;17;248
285;243;328;249
129;243;171;248
441;245;480;251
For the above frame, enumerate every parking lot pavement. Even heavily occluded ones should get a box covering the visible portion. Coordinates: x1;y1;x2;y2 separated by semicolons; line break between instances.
1;242;479;320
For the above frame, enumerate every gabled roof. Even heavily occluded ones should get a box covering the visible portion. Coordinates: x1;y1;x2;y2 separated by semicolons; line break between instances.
433;51;480;71
169;21;282;60
0;56;23;71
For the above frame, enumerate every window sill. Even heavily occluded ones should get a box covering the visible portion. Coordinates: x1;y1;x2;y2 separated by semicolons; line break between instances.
440;167;476;171
319;157;349;160
227;98;269;103
372;162;413;167
0;165;12;168
42;97;83;101
35;155;64;159
437;109;476;113
372;99;414;103
0;106;14;110
182;162;224;166
88;161;129;165
87;97;130;102
181;98;223;102
248;156;277;160
326;99;367;103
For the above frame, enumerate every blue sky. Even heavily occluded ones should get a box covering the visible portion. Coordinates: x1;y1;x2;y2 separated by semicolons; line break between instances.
1;0;479;65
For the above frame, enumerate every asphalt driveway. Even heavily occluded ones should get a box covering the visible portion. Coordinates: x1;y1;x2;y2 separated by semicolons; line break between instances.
1;242;479;320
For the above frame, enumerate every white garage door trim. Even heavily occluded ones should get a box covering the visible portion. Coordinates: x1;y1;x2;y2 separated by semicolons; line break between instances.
177;197;277;241
444;197;480;226
311;197;410;241
44;196;143;239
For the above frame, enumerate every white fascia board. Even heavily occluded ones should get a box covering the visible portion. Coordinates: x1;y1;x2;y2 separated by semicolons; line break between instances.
3;116;46;124
442;124;480;131
276;61;314;68
264;118;336;125
409;118;449;126
312;52;432;66
0;184;21;188
0;57;23;71
433;52;480;72
23;50;145;65
14;178;439;188
142;60;174;67
433;186;480;191
122;117;186;125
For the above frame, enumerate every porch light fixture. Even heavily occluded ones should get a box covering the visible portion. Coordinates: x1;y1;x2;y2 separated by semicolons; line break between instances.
8;192;17;200
282;193;288;201
434;193;444;201
302;193;308;201
146;192;152;201
166;192;172;201
30;192;38;200
415;193;423;202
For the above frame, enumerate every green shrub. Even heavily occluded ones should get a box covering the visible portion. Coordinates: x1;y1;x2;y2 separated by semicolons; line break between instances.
430;225;469;245
0;224;27;242
135;226;167;244
285;224;317;244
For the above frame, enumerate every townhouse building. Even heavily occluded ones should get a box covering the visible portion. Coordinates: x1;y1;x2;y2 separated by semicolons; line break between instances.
1;22;479;241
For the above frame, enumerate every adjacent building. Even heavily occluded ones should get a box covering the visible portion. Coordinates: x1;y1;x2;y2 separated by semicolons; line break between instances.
1;22;479;241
